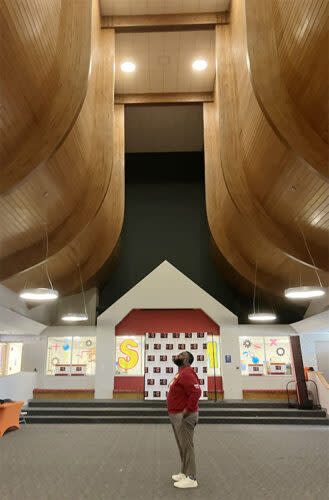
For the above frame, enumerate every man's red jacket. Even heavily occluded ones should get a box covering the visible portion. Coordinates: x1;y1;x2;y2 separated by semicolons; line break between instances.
167;366;202;414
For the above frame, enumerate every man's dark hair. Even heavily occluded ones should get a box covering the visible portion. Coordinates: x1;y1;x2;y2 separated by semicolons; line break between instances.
186;351;194;365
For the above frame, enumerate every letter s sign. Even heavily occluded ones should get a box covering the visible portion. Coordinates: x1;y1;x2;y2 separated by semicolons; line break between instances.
118;339;139;370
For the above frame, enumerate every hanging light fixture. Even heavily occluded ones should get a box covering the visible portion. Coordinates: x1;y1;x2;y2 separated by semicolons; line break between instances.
248;312;277;321
284;286;325;299
61;313;88;322
248;261;277;322
61;261;88;322
19;195;59;303
284;224;326;300
19;288;59;302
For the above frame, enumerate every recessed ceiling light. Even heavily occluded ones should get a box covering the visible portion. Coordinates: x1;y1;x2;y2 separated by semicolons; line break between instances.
192;59;208;71
284;286;326;299
121;61;136;73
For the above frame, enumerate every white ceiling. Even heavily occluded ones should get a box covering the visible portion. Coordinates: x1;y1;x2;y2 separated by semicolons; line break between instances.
100;0;230;16
115;30;215;93
125;104;203;152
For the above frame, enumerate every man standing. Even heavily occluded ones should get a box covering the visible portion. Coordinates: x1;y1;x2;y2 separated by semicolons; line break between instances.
167;351;202;489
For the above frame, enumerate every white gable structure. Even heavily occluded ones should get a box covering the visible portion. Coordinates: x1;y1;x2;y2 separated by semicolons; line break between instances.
96;260;239;399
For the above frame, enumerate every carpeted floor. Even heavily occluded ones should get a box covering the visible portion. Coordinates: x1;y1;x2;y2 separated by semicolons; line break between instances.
0;424;328;500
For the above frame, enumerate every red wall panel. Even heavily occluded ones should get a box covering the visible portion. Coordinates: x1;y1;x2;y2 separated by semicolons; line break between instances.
114;309;220;393
115;308;220;335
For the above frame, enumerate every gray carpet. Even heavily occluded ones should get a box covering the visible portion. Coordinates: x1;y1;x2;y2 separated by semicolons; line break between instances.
0;424;328;500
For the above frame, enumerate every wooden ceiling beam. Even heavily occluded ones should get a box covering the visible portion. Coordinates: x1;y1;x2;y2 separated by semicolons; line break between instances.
101;12;229;32
115;92;214;105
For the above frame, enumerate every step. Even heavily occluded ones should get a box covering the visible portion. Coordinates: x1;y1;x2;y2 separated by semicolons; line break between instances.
25;407;327;418
25;415;329;425
28;399;299;409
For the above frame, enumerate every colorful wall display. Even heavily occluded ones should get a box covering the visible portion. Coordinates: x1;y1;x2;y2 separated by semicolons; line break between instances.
115;336;145;376
0;344;4;376
46;337;96;375
239;336;292;375
144;332;208;400
7;343;22;375
0;343;22;376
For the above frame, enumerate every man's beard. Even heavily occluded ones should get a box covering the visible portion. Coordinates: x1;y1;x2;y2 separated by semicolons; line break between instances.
173;358;184;367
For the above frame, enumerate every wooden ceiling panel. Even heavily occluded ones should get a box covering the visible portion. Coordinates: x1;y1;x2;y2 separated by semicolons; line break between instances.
1;0;123;295
0;0;92;195
273;0;328;143
2;105;125;295
203;0;328;297
100;0;230;16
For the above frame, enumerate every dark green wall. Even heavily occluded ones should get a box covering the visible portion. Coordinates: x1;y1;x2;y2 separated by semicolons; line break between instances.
99;152;305;323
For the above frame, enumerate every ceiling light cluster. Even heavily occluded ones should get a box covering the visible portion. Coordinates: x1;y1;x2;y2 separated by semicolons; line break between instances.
19;195;88;322
120;59;209;73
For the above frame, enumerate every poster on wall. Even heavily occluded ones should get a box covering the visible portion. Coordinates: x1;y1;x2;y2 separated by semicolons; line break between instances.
144;332;208;400
115;336;145;376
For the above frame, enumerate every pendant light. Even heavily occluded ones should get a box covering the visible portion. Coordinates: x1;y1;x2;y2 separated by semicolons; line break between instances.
61;261;88;322
248;261;277;322
19;194;59;303
284;225;326;300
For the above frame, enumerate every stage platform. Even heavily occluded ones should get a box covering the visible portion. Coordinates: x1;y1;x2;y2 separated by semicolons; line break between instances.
24;399;329;426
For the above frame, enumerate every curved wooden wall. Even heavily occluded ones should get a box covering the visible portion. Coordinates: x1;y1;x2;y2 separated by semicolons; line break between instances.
204;0;329;296
245;0;328;180
0;0;92;195
1;1;124;295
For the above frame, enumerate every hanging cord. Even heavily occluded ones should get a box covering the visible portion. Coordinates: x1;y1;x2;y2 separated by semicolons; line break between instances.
44;225;54;290
298;224;323;287
253;261;258;314
42;193;54;290
77;261;87;316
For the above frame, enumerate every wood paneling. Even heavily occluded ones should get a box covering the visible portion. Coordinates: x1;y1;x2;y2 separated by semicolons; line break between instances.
245;0;328;180
115;92;214;104
204;0;329;296
1;1;124;295
0;0;92;195
101;12;229;31
0;1;115;281
2;103;124;294
100;0;230;16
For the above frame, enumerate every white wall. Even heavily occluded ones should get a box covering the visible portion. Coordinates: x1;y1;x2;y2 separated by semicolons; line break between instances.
300;331;329;371
308;372;329;413
0;372;37;405
0;284;30;316
291;310;329;334
304;288;329;318
96;261;238;399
